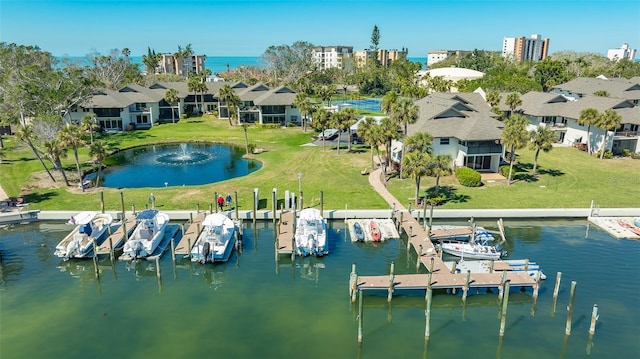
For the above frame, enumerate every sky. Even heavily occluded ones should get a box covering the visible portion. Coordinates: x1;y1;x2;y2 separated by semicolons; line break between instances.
1;0;639;58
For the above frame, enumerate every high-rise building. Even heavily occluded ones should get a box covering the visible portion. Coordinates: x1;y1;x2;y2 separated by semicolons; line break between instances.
427;50;471;67
607;43;637;62
502;34;549;62
158;53;206;76
353;49;408;67
312;46;353;70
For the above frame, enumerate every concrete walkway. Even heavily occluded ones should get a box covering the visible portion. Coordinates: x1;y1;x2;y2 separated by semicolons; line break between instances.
367;167;406;211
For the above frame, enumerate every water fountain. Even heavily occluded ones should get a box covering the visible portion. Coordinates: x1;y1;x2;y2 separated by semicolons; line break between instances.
99;143;261;188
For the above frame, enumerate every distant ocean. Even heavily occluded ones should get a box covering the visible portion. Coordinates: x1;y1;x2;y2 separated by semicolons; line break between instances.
57;55;429;74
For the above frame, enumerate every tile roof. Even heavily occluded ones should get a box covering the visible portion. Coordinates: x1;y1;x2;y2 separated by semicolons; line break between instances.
551;77;640;101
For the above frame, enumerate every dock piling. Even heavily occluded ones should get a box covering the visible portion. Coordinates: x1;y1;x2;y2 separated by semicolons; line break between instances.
553;271;562;298
109;237;114;261
155;257;161;279
533;270;541;301
252;189;257;224
119;191;125;219
462;270;471;302
234;191;238;220
170;238;176;262
565;281;577;335
387;262;395;302
320;190;323;218
209;203;213;214
499;281;511;337
92;239;99;279
489;260;494;273
349;263;358;302
450;261;457;274
100;191;105;213
498;271;508;301
272;189;276;224
589;304;599;335
357;289;364;344
425;285;433;339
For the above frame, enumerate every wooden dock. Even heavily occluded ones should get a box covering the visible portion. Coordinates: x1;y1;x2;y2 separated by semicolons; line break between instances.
173;212;206;255
276;211;295;256
351;210;540;298
96;214;136;255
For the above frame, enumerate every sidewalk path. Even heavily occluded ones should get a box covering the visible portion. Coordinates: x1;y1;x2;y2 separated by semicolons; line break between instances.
368;167;406;211
0;185;8;201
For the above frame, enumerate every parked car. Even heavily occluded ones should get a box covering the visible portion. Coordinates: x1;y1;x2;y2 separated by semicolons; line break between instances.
317;129;339;140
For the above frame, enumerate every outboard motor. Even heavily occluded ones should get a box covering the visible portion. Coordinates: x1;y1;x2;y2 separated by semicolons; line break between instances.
202;241;211;264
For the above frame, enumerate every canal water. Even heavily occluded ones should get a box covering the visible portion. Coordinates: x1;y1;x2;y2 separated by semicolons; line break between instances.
1;219;638;358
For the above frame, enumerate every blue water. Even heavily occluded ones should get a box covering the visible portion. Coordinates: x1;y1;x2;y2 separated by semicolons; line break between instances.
336;98;382;112
1;218;638;358
100;143;261;188
57;56;427;74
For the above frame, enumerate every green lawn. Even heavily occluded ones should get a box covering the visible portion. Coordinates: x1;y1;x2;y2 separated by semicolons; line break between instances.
1;116;638;211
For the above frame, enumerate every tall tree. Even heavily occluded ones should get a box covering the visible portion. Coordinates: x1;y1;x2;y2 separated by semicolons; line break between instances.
241;122;250;155
392;98;419;136
534;58;569;92
403;132;433;154
88;48;138;90
341;106;358;152
261;41;317;87
426;154;452;199
81;113;99;144
164;88;180;123
218;84;240;125
577;108;599;155
142;47;161;74
89;140;111;188
528;124;555;175
379;117;400;176
486;90;501;108
312;105;331;151
402;150;430;206
43;138;70;186
357;117;379;171
505;92;522;117
58;123;87;190
293;92;312;132
501;114;530;185
596;109;622;159
380;90;399;115
330;111;346;154
370;25;380;51
15;123;56;182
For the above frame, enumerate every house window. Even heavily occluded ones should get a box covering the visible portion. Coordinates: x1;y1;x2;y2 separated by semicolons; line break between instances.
440;138;450;145
136;115;148;124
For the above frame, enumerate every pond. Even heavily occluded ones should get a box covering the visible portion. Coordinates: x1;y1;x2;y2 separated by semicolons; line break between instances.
98;143;261;188
1;219;638;358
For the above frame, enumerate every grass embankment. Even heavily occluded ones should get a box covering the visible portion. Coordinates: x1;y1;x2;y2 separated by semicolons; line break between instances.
1;115;638;211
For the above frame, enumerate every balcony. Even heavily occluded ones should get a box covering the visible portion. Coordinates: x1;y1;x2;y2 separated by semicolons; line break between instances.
614;130;638;138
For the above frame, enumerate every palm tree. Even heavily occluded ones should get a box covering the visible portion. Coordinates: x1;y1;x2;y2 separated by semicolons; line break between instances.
43;138;70;186
341;106;358;152
330;111;345;154
501;113;530;185
380;90;399;115
379;117;400;177
528;124;555;175
15;123;56;182
165;88;180;123
226;91;242;125
357;117;379;170
187;76;201;114
81;113;98;144
58;124;87;190
219;84;240;125
505;92;522;117
141;47;161;74
578;108;600;155
597;109;622;159
317;85;335;106
89;140;110;188
293;92;312;132
426;154;452;198
486;90;501;108
241;122;250;155
313;106;331;151
403;132;433;153
402;150;430;206
392;98;419;136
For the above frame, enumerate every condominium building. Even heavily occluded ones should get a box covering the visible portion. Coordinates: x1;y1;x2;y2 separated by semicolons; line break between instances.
607;43;637;62
354;49;408;67
158;53;206;76
312;46;353;70
502;34;549;62
427;49;471;67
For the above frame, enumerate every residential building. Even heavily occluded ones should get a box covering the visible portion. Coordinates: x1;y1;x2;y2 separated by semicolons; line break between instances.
406;92;505;172
550;77;640;105
607;43;637;62
502;34;549;62
158;53;206;76
516;91;639;155
354;49;408;67
67;81;301;131
312;46;353;70
427;50;471;67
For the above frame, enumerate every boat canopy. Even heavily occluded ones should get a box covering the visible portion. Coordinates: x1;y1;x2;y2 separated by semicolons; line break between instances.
202;213;229;227
136;209;159;220
70;211;97;225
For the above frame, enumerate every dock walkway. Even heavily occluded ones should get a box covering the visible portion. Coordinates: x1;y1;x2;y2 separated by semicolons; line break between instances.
174;212;206;255
352;210;539;297
276;211;295;257
96;214;136;255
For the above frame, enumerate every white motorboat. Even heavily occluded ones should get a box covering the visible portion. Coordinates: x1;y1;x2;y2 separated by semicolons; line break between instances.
122;209;169;259
440;238;503;260
190;212;236;263
54;211;114;260
295;208;328;257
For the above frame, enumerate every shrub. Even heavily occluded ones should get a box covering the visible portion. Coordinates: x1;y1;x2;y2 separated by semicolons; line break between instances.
594;150;613;159
180;113;188;119
622;149;631;157
498;165;510;177
455;167;482;187
247;143;256;154
264;124;281;129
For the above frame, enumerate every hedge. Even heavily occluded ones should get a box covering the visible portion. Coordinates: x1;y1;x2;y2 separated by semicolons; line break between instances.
455;167;482;187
